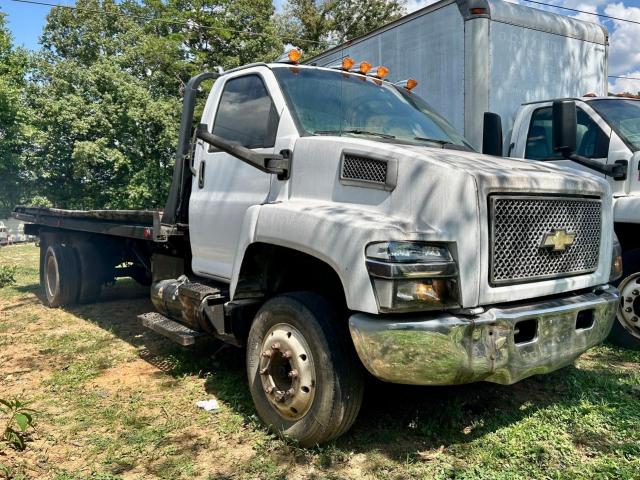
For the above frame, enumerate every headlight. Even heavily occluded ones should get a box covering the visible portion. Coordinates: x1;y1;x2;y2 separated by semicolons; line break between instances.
610;233;623;282
365;241;459;312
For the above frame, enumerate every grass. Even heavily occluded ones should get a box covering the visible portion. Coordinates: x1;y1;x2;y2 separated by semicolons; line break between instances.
1;243;640;479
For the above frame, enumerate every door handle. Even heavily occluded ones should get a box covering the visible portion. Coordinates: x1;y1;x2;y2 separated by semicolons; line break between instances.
198;160;206;189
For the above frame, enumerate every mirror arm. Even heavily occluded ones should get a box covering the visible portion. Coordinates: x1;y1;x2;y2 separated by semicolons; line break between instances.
562;151;628;181
195;124;290;179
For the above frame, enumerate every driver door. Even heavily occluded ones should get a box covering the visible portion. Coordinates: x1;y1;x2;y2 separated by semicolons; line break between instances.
189;72;280;280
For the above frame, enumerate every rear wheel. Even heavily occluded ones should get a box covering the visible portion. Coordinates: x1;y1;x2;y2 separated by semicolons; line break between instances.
609;249;640;349
43;243;80;307
246;292;364;446
74;241;105;304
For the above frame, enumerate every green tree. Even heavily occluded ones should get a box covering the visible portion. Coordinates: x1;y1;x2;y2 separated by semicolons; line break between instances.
0;10;29;212
26;0;283;209
278;0;405;56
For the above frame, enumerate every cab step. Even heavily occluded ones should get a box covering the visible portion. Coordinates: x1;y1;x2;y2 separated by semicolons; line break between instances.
138;312;204;346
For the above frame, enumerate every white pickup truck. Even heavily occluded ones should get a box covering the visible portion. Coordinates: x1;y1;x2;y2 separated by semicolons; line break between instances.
483;97;640;349
14;56;620;445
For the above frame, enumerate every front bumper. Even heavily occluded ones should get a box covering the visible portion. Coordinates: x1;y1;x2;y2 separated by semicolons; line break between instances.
348;286;618;385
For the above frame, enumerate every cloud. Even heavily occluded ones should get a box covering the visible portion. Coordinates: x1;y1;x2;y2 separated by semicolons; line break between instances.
609;71;640;95
604;3;640;76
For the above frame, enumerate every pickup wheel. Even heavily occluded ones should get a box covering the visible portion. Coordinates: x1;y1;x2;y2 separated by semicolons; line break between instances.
609;249;640;349
246;292;364;446
43;243;80;307
74;242;104;304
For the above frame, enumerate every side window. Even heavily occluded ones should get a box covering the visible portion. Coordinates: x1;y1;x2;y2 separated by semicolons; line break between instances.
525;107;609;160
212;74;279;149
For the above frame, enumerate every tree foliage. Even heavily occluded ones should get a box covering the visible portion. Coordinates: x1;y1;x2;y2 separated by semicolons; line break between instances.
278;0;405;56
0;12;29;212
0;0;404;210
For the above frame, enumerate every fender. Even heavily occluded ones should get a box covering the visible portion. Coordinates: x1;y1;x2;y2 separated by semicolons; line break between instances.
229;200;425;314
614;196;640;225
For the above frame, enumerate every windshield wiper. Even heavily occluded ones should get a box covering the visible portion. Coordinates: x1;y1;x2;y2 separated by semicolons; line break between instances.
414;137;472;151
314;129;396;139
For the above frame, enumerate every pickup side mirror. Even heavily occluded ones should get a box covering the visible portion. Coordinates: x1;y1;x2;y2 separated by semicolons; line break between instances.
195;124;290;179
551;100;627;181
482;112;503;156
552;100;577;154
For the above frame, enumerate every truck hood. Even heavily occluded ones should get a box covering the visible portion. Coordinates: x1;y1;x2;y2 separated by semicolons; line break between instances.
396;144;606;196
285;136;613;312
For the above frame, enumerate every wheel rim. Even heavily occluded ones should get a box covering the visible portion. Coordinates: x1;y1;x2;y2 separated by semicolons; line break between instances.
45;251;59;299
618;272;640;339
258;323;316;420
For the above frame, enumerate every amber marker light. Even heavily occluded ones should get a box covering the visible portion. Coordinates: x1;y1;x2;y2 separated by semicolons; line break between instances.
287;48;302;63
358;61;372;74
369;66;390;79
394;78;418;90
341;57;355;71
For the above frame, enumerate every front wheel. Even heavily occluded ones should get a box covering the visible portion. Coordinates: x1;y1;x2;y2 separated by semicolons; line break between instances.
609;249;640;349
611;273;640;349
246;292;364;446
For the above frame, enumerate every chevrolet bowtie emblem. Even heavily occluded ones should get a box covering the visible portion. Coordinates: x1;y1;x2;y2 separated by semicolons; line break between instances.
541;229;576;251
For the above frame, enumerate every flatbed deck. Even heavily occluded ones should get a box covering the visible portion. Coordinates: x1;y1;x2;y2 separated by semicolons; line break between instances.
13;206;159;241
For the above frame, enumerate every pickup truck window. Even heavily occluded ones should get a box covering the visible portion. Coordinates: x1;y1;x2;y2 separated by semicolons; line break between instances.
212;74;279;149
525;107;609;160
272;66;472;149
590;99;640;152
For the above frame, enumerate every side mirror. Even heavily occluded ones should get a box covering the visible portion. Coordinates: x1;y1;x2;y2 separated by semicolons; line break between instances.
482;112;503;156
552;100;577;154
195;124;290;178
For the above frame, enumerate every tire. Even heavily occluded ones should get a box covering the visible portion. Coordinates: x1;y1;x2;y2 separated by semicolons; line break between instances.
74;241;104;304
42;242;80;307
609;248;640;349
38;234;49;294
246;292;364;446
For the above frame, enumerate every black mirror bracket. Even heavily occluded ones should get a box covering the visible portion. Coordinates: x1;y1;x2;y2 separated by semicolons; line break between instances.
612;160;628;181
195;124;291;179
563;151;628;181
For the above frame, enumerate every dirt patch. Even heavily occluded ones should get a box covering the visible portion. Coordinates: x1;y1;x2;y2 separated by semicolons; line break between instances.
90;359;164;392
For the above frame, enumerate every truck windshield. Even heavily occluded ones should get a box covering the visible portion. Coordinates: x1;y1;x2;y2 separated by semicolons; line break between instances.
273;66;472;149
590;99;640;151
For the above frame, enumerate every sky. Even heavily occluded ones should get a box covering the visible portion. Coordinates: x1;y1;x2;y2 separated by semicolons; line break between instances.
1;0;640;92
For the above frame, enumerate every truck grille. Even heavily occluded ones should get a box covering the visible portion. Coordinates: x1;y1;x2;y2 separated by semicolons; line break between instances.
490;196;601;285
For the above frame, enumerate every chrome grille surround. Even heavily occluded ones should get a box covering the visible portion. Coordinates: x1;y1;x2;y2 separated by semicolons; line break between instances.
490;195;601;285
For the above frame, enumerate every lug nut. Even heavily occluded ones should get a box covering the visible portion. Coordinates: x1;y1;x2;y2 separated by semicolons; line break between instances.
625;307;633;313
275;391;286;402
633;317;639;323
627;297;634;303
286;388;296;397
288;369;298;379
283;350;293;359
271;342;281;350
633;290;639;296
265;386;274;394
261;350;272;358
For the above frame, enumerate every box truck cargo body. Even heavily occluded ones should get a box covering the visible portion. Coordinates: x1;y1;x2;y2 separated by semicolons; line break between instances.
308;0;608;149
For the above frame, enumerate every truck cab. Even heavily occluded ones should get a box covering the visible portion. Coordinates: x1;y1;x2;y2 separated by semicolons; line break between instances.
15;57;621;446
508;97;640;348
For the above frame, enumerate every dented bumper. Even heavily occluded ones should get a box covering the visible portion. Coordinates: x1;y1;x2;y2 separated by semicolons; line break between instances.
348;286;618;385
